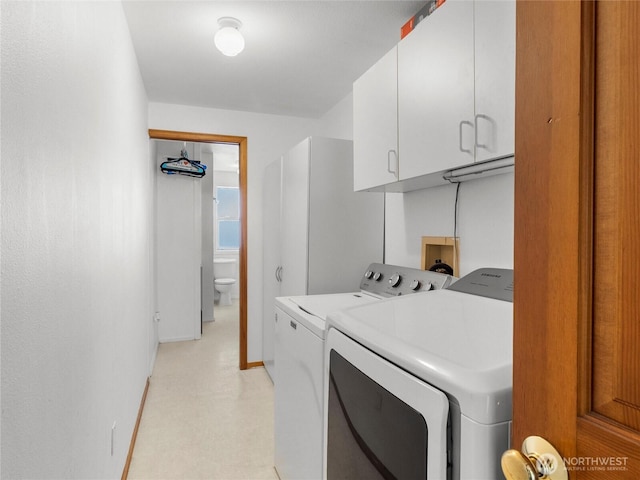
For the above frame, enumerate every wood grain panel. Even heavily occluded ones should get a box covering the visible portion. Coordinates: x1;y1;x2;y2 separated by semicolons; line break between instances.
512;0;583;456
577;415;640;479
515;1;640;476
238;137;248;371
121;378;150;480
591;0;640;431
149;129;245;145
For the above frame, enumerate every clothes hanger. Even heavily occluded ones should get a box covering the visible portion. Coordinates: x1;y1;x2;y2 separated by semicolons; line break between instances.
160;142;207;178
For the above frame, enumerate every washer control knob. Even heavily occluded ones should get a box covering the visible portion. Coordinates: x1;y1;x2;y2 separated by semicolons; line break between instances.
409;280;421;291
373;272;382;281
364;270;373;279
423;282;434;291
389;273;402;287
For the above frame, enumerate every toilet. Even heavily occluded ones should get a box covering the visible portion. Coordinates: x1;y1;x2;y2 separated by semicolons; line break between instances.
214;258;237;306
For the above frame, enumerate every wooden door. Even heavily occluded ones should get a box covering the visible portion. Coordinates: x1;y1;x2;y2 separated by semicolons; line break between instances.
513;1;640;477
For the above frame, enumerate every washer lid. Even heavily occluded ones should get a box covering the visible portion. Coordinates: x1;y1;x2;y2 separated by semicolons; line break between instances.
276;292;379;339
290;292;379;321
326;289;513;424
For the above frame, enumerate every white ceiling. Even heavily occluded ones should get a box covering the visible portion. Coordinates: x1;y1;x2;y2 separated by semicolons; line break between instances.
122;1;424;118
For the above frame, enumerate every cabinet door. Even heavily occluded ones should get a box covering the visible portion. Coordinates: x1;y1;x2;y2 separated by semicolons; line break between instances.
262;158;282;380
398;0;475;178
280;139;310;296
474;0;515;162
353;46;398;191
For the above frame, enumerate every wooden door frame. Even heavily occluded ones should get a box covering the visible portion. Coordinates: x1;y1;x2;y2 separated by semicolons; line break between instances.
149;129;249;370
513;0;595;459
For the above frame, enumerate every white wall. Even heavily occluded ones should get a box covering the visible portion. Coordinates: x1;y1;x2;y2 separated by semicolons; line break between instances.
155;142;202;342
148;102;318;363
149;139;160;376
314;93;354;140
1;2;151;478
385;173;514;275
314;92;515;275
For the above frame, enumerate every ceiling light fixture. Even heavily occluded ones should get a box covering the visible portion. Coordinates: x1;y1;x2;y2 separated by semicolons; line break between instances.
214;17;245;57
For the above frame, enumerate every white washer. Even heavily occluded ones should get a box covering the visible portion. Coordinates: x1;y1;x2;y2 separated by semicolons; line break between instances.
324;268;514;480
274;263;454;480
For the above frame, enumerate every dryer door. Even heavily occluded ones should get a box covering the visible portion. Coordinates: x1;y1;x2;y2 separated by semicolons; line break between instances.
324;328;450;480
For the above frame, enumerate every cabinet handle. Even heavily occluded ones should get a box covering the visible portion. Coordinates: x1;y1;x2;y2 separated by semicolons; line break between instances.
474;114;494;151
459;120;474;155
275;266;283;282
387;149;398;177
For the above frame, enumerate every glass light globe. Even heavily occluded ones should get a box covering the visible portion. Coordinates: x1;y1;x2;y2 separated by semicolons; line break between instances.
215;19;245;57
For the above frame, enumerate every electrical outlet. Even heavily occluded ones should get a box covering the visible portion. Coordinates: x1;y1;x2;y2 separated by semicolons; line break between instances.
153;312;161;323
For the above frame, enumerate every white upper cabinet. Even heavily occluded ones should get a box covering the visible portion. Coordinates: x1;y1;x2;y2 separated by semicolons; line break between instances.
474;0;515;163
353;46;398;191
353;0;515;192
398;0;475;178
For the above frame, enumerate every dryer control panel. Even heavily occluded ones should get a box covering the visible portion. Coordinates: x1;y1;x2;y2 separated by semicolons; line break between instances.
360;263;455;297
446;268;514;302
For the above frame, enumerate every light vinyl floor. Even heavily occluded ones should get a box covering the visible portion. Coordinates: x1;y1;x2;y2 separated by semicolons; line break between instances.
128;302;277;479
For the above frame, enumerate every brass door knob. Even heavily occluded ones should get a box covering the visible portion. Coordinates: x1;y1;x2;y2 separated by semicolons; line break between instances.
502;436;568;480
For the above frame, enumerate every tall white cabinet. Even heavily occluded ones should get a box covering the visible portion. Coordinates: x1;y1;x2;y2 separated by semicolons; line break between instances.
262;137;384;380
262;158;283;378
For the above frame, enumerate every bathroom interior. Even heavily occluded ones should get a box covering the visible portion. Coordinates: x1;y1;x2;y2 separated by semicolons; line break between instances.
210;143;240;314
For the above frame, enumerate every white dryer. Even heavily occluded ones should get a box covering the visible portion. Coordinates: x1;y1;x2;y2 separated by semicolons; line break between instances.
324;268;514;480
274;263;454;480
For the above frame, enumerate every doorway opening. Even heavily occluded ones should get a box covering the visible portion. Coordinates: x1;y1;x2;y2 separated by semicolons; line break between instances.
149;129;249;370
